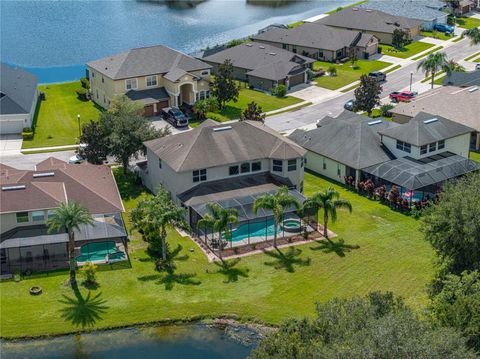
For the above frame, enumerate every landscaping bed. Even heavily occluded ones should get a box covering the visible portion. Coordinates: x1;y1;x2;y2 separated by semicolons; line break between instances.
381;42;434;59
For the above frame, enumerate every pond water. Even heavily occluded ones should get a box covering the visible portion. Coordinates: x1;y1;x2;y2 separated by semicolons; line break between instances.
0;0;352;83
1;324;257;359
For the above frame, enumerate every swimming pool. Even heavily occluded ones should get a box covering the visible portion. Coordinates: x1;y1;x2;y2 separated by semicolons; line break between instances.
76;241;126;262
222;219;282;242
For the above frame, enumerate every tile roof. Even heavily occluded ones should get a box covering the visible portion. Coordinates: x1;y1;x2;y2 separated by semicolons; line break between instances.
0;63;38;115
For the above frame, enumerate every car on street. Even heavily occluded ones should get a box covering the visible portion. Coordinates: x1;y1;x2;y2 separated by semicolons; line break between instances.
162;107;189;127
368;71;386;82
68;154;85;164
433;23;454;34
476;63;480;71
389;91;417;102
344;99;355;111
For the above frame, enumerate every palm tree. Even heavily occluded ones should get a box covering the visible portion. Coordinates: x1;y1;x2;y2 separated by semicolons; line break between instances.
463;28;480;46
253;186;301;248
197;203;238;257
443;59;466;83
417;52;449;89
303;188;352;239
47;202;94;286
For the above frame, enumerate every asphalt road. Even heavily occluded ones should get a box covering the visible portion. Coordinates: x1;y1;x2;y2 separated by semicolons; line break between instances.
266;38;480;133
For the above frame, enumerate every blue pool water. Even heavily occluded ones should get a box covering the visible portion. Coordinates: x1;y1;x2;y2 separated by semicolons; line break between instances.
76;241;126;262
0;0;353;83
224;218;282;242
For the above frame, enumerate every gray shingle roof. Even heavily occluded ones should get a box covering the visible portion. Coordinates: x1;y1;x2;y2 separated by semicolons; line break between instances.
316;7;422;34
289;111;399;170
358;0;447;23
0;63;38;115
252;23;375;51
442;71;480;87
379;111;474;146
144;119;306;172
87;45;211;80
202;42;314;81
125;87;170;105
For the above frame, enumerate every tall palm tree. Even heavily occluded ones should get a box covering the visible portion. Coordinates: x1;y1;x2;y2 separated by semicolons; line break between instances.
197;203;238;256
443;59;466;83
417;52;449;89
463;28;480;46
303;188;352;239
48;202;94;286
253;186;301;248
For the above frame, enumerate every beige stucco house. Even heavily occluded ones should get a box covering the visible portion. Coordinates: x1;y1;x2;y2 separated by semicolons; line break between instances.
87;45;212;116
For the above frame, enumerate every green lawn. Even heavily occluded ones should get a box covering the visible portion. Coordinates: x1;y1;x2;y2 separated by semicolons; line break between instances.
314;59;392;90
471;151;480;162
411;46;443;61
0;170;435;338
381;42;434;59
325;0;368;14
22;82;103;149
287;21;303;28
456;16;480;29
420;31;453;41
207;87;302;122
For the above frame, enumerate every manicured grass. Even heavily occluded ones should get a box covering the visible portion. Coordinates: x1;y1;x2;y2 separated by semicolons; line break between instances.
21;146;79;155
314;59;392;90
475;58;480;63
411;46;444;61
266;101;312;116
465;51;480;61
381;42;434;59
420;31;453;41
325;0;367;14
471;151;480;162
22;82;103;149
207;87;302;122
456;16;480;29
0;170;435;338
384;64;402;74
452;36;464;43
287;21;303;28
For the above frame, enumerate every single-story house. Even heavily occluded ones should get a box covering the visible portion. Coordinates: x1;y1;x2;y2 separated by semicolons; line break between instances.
0;158;126;275
251;22;379;61
201;42;315;91
390;85;480;150
358;0;448;31
442;70;480;87
316;7;423;45
290;111;479;203
87;45;212;116
0;63;38;135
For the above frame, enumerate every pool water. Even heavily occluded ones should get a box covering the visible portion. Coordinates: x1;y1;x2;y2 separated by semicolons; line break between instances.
222;218;281;242
282;219;301;229
76;241;125;262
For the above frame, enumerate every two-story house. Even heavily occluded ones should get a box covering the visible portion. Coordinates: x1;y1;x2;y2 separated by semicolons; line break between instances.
0;158;126;275
87;45;212;116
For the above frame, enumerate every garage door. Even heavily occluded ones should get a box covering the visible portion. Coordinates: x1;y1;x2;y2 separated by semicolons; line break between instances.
0;120;25;134
155;100;169;115
144;105;154;117
289;73;305;87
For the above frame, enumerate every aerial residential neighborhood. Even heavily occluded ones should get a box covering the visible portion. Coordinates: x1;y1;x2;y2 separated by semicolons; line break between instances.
1;0;480;358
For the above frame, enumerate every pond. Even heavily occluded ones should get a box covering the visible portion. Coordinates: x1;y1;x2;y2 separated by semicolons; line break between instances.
0;0;353;83
1;324;257;359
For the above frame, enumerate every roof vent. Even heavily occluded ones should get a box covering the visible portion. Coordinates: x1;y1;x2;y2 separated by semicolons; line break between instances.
424;118;438;124
269;52;276;56
33;172;55;178
245;43;253;47
213;126;232;132
468;86;478;93
259;45;265;49
1;185;26;191
352;7;358;10
368;120;382;126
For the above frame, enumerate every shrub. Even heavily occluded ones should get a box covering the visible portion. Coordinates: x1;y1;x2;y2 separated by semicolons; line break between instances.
227;39;246;48
274;84;287;98
22;130;34;140
377;46;382;54
306;69;316;81
380;104;394;117
22;127;33;133
76;88;88;101
80;262;98;287
327;66;337;76
80;77;90;89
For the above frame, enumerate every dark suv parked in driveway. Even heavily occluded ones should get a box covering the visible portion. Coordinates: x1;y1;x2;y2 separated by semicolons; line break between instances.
368;71;387;83
162;107;189;127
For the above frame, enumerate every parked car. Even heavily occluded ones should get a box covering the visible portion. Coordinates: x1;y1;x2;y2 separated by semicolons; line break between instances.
476;63;480;71
368;71;386;83
162;107;189;127
344;99;355;111
68;154;85;164
433;23;454;34
389;91;417;103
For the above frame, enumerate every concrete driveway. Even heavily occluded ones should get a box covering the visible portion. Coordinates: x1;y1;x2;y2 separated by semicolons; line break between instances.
0;134;23;156
148;116;191;134
288;84;339;103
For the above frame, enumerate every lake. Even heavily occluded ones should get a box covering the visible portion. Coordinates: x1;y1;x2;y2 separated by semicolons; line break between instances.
1;324;257;359
0;0;353;83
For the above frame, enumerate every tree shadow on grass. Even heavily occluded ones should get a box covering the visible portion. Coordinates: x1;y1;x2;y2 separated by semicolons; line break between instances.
310;239;360;258
263;247;311;273
59;284;108;329
211;258;249;283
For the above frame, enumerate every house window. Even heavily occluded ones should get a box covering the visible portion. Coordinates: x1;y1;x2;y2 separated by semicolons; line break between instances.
252;161;261;172
158;159;162;169
336;49;343;58
323;158;327;170
16;212;29;223
91;71;95;78
201;70;209;76
240;162;250;173
229;165;239;176
429;142;437;152
199;91;207;100
96;90;99;99
273;160;283;172
146;75;157;87
438;140;445;150
292;47;297;53
47;209;56;219
282;44;287;49
193;169;207;182
420;145;428;155
125;78;138;90
337;164;341;177
102;77;104;83
396;140;411;153
287;159;297;172
32;210;45;222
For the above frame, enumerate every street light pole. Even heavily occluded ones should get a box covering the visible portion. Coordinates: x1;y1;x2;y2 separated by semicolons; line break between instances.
77;114;81;140
409;72;413;92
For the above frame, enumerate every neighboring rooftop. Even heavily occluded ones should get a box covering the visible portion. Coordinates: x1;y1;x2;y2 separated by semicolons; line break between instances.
201;42;314;81
288;111;399;170
316;7;422;34
442;71;480;87
87;44;211;80
0;158;124;214
390;86;480;132
0;63;38;115
252;23;375;51
144;119;306;172
358;0;447;23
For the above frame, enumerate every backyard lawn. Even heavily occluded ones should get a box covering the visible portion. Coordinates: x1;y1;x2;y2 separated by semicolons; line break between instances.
314;59;391;90
381;41;434;59
0;170;435;338
456;16;480;29
22;82;102;149
471;151;480;162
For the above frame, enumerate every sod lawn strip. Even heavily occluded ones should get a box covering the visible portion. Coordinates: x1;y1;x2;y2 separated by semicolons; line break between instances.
471;151;480;162
0;170;435;338
325;0;367;14
381;42;434;59
411;46;443;61
314;59;392;90
420;31;453;41
456;16;480;29
464;52;480;61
